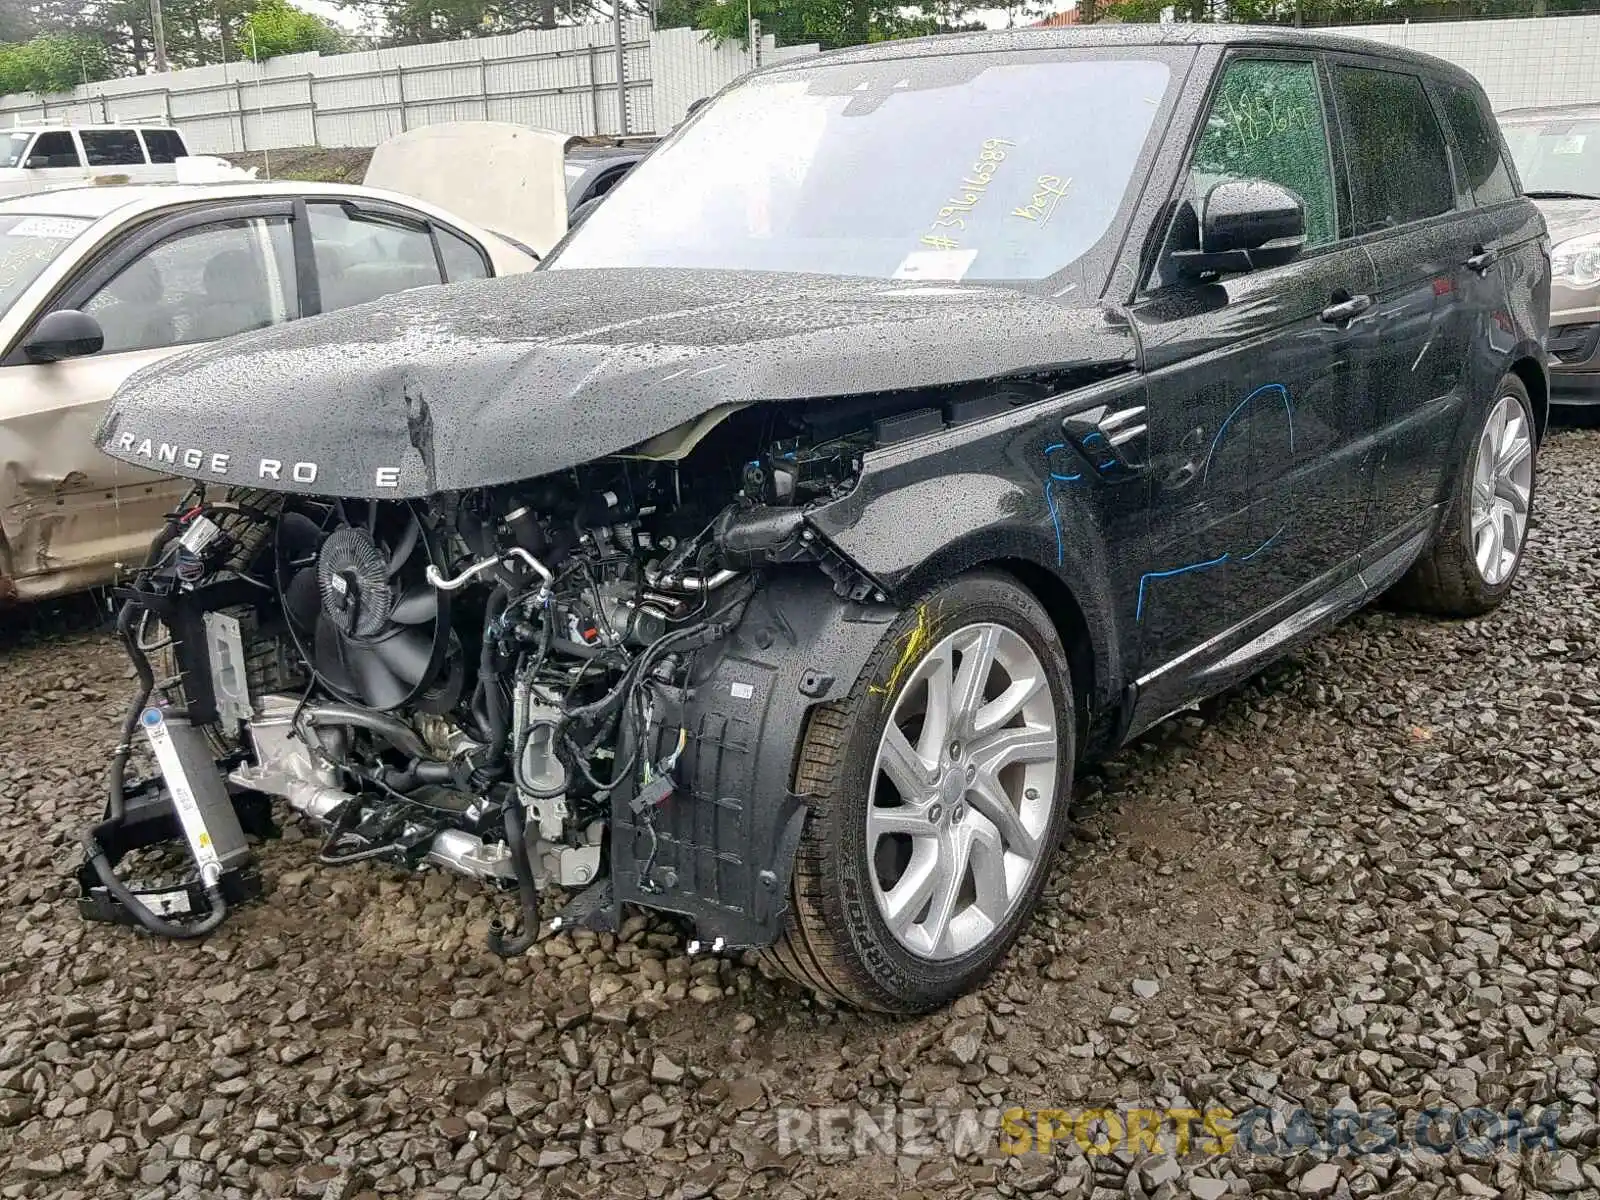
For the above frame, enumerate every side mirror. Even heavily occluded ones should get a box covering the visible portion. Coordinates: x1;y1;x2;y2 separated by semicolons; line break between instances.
1173;179;1306;277
23;309;105;363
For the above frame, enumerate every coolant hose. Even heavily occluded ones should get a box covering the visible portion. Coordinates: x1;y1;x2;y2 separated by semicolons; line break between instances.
486;802;540;957
477;588;512;777
82;824;230;939
106;602;156;823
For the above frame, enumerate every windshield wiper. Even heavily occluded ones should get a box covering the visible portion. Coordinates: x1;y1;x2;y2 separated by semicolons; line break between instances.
1524;189;1600;200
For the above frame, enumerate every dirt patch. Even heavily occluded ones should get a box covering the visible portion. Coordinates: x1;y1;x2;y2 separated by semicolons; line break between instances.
222;146;374;185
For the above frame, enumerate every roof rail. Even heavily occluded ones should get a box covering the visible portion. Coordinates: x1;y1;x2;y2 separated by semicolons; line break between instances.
6;116;178;129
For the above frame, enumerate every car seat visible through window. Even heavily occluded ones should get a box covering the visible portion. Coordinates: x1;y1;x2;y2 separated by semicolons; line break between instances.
87;258;176;353
193;248;274;342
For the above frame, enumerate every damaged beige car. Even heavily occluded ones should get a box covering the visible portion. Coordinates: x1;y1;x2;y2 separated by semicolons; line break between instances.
0;123;625;602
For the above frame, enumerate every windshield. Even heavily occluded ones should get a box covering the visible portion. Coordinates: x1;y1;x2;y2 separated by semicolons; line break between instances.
548;52;1174;283
1503;118;1600;196
0;213;90;314
1;133;30;170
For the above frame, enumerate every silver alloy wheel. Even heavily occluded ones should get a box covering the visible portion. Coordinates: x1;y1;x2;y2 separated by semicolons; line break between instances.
1470;394;1535;586
866;621;1059;961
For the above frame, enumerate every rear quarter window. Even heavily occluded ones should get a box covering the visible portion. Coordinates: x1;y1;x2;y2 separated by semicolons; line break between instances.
141;129;188;164
436;226;490;281
1438;83;1517;206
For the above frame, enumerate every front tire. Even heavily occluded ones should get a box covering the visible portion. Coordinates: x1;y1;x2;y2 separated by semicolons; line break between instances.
1390;375;1537;616
762;571;1075;1012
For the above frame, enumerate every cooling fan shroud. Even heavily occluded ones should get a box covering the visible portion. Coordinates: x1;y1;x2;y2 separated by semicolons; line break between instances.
274;500;452;711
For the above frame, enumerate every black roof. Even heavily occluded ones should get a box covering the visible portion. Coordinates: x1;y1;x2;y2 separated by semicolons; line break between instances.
764;23;1478;87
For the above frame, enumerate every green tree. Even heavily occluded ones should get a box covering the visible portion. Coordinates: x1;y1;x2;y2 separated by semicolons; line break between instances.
238;0;346;57
330;0;593;43
655;0;985;49
0;33;113;94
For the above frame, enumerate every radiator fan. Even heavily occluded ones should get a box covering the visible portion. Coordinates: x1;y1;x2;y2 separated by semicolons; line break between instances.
275;502;450;711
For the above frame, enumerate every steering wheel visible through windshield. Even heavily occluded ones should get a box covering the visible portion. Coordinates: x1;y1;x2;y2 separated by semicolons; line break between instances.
547;50;1175;285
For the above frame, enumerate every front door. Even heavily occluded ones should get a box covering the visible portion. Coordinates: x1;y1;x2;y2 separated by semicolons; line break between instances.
0;206;299;595
1127;53;1376;718
17;131;87;194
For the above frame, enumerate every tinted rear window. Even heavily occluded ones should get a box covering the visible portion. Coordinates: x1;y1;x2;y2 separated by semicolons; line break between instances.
81;129;146;167
141;129;187;164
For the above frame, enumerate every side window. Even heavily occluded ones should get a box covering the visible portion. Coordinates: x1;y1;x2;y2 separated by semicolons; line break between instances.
81;129;147;167
141;129;187;165
1331;67;1453;233
1439;84;1517;206
308;202;444;314
437;226;491;282
25;132;80;169
84;218;296;354
1189;58;1338;249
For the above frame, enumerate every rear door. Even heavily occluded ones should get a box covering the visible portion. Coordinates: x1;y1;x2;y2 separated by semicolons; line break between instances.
1432;79;1548;405
1325;57;1481;546
79;129;160;186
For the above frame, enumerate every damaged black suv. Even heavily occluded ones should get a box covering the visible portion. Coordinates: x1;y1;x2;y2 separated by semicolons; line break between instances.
92;27;1548;1012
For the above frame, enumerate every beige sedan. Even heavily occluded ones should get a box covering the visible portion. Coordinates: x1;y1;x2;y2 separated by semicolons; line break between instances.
0;178;541;603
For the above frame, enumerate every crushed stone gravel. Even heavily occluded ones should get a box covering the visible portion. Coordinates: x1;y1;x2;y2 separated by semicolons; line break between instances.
1;428;1597;1199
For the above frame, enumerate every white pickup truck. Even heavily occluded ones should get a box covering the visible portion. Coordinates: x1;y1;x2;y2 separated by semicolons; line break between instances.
0;123;247;197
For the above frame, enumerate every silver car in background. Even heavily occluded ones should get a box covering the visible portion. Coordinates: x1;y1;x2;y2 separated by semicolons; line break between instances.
1501;103;1600;408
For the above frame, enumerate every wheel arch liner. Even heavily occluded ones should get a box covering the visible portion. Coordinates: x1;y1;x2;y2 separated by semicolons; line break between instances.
608;571;897;948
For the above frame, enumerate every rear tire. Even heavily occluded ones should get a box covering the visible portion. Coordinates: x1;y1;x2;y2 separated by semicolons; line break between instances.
761;571;1075;1013
1390;375;1537;616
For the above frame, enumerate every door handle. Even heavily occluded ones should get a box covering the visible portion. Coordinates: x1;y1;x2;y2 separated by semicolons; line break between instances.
1465;246;1498;274
1320;294;1374;325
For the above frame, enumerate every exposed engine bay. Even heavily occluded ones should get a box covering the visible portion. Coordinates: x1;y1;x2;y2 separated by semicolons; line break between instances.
83;401;897;951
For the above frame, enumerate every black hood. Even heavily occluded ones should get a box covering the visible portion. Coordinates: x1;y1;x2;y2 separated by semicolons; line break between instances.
96;267;1133;499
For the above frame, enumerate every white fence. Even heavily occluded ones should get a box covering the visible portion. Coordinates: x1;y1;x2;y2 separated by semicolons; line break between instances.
1332;14;1600;111
3;13;1592;154
0;24;819;152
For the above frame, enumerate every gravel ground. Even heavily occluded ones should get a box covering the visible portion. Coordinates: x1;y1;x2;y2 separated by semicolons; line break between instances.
2;428;1599;1200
